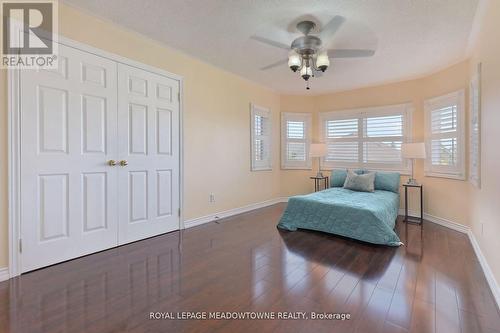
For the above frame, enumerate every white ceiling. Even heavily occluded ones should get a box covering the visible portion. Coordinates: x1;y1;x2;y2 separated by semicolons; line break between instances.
63;0;479;95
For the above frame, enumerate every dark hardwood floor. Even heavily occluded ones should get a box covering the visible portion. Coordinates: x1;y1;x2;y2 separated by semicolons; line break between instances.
1;203;499;333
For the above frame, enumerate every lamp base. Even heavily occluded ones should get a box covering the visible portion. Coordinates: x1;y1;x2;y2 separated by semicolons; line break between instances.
316;171;324;178
406;178;419;185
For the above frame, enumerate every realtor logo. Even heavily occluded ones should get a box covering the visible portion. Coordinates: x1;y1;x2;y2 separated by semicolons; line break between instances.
1;0;58;68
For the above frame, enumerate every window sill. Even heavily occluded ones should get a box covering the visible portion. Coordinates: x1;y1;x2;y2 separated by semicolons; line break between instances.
281;166;313;171
251;167;273;172
424;171;466;181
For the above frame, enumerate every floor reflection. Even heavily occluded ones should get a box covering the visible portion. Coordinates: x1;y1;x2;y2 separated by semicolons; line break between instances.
3;231;184;333
278;228;396;281
402;221;424;262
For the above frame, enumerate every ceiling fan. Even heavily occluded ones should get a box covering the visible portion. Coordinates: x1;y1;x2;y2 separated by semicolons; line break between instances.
251;16;375;89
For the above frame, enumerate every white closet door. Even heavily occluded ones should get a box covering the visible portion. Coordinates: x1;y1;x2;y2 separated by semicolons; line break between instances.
20;44;119;272
117;63;180;244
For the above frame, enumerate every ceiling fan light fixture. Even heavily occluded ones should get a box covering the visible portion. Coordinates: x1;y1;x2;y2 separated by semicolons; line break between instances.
316;51;330;72
300;66;312;81
288;52;301;72
255;18;375;90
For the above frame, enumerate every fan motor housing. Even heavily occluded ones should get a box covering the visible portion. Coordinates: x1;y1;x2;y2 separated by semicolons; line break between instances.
292;36;322;56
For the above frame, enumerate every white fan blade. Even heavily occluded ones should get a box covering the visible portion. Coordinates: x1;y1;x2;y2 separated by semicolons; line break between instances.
319;16;345;41
260;59;288;70
327;49;375;58
250;35;290;50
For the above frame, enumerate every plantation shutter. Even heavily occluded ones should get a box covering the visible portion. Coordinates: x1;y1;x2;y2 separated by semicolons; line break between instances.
363;114;403;166
325;118;359;164
321;104;412;171
424;90;465;179
251;104;272;171
281;113;311;169
430;106;458;166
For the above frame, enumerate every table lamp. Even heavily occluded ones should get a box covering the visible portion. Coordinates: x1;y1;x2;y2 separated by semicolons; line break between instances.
310;143;327;178
402;142;426;185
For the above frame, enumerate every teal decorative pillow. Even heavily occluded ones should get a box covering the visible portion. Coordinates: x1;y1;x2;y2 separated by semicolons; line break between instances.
331;169;347;187
374;172;401;193
330;169;365;187
343;170;375;192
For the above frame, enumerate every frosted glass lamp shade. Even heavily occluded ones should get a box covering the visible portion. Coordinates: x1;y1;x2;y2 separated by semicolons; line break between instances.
402;143;426;159
288;52;301;72
310;143;327;157
316;51;330;71
300;66;312;81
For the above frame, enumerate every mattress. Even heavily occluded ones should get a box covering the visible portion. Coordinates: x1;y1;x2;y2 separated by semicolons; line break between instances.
277;187;402;246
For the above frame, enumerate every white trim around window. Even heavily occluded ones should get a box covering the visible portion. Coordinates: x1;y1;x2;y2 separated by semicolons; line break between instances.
319;103;413;173
281;112;312;170
250;103;272;171
469;64;481;188
424;89;466;180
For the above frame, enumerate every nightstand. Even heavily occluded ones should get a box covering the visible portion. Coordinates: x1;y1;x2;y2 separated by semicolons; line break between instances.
310;176;329;192
403;183;423;225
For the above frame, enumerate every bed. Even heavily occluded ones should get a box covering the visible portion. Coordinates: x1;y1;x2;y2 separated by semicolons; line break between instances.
277;171;402;246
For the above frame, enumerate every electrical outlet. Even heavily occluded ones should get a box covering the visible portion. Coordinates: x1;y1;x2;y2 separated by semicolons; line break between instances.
481;222;484;237
209;193;215;203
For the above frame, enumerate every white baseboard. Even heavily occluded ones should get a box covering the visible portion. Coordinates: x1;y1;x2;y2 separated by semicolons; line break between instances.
0;267;9;282
183;197;288;229
398;209;469;234
467;230;500;308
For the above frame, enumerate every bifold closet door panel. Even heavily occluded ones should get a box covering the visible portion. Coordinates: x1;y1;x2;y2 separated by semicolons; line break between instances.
20;44;119;273
117;63;180;244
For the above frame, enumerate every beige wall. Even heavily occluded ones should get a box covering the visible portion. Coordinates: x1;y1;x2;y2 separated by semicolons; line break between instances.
281;61;473;226
0;3;282;267
468;0;500;289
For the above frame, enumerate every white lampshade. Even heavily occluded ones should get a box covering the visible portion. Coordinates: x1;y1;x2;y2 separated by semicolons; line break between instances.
310;143;327;157
316;51;330;70
300;66;312;76
402;142;426;159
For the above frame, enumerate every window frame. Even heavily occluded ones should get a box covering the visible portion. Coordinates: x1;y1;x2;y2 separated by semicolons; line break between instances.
281;112;312;170
250;103;272;171
319;103;413;173
424;89;466;180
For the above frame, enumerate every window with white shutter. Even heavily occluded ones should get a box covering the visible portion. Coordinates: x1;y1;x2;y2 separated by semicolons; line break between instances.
424;90;465;179
251;104;272;171
320;104;412;171
281;112;312;169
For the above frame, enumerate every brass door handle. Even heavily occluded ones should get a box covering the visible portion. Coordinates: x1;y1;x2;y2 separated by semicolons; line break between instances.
108;160;117;166
119;160;128;167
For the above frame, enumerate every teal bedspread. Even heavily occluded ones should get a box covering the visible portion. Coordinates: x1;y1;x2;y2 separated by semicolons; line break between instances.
278;188;402;246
